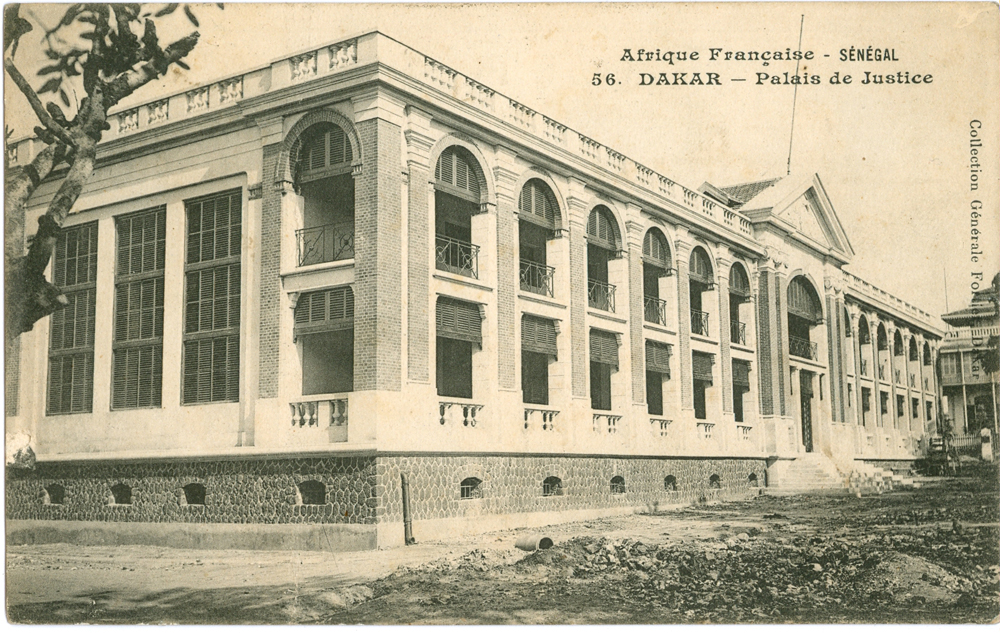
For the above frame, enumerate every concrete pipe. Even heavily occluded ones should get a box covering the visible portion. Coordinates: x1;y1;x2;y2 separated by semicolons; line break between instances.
515;535;554;551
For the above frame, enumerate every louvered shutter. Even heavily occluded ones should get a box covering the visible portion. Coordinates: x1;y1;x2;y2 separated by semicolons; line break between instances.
733;360;751;388
645;340;672;376
437;297;482;344
435;147;481;201
689;248;715;286
589;329;619;369
692;352;714;384
788;277;823;323
642;230;671;269
298;124;353;179
294;286;355;337
519;180;559;230
729;265;751;299
521;315;558;357
587;206;619;251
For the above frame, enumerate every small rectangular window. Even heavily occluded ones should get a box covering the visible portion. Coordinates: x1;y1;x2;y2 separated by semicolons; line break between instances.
590;362;613;411
693;380;708;420
437;338;473;399
522;351;549;405
646;370;664;416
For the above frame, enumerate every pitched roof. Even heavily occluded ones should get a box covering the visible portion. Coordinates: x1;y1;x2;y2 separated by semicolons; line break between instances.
719;178;782;208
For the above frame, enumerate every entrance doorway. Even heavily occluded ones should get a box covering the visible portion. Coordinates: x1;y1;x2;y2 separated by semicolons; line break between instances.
800;370;814;452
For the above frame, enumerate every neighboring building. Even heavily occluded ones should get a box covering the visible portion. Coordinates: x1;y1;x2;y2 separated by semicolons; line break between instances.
939;281;999;437
5;32;943;548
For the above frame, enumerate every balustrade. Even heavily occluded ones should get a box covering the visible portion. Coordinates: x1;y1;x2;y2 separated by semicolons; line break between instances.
789;335;817;360
731;320;746;345
296;222;355;266
588;279;616;312
690;309;710;336
439;401;484;427
435;234;479;278
593;413;621;434
644;296;668;325
289;398;349;442
524;407;559;431
520;260;555;297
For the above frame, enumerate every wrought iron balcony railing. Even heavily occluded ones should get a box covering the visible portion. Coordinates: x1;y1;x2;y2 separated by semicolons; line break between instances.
296;222;355;266
435;234;479;279
644;296;668;325
690;309;710;336
588;279;616;312
789;335;818;360
519;259;555;297
731;320;747;345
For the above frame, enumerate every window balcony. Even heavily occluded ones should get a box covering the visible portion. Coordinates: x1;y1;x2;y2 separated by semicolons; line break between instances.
731;320;747;345
435;234;479;279
644;296;668;325
519;260;555;297
296;222;355;267
789;335;818;360
439;400;484;427
588;279;616;312
523;406;559;431
690;309;710;336
289;397;349;442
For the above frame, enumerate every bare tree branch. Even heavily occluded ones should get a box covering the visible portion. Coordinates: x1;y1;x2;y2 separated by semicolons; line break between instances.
3;58;75;147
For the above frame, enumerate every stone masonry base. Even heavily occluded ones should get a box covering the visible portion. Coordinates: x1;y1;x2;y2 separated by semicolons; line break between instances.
7;453;766;551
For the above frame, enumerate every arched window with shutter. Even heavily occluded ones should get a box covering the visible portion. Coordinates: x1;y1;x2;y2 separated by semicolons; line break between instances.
642;229;672;325
519;179;561;297
688;247;715;335
587;206;621;312
728;262;751;345
787;276;822;361
295;286;354;395
435;146;485;279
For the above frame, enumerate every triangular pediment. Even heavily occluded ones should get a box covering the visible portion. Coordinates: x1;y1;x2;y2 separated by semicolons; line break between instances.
776;191;837;249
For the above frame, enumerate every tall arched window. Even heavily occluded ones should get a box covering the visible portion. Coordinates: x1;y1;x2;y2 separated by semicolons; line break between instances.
642;228;672;325
688;247;714;336
586;206;621;312
787;276;822;360
294;123;355;266
435;147;484;279
518;179;561;297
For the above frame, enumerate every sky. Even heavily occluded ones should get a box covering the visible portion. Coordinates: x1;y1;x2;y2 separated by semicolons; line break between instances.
5;2;998;321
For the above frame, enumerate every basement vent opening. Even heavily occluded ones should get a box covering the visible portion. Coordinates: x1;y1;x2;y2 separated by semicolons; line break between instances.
610;475;626;495
709;474;722;489
748;473;759;487
664;475;677;491
460;477;483;500
182;483;206;506
110;483;133;505
542;476;563;497
44;484;65;506
297;480;327;505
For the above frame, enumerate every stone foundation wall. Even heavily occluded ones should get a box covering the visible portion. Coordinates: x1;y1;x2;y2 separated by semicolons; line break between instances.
860;458;917;474
6;456;377;524
375;454;766;524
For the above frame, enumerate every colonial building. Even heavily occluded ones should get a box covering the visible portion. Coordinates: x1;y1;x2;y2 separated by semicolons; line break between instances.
5;31;943;549
939;280;999;437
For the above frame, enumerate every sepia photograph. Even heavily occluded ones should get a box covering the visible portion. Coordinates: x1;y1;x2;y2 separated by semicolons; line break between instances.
4;1;999;624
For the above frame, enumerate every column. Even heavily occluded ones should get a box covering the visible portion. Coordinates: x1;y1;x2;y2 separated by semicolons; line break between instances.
626;215;646;407
565;178;589;400
823;276;842;425
717;252;733;413
493;147;519;392
674;231;693;410
404;107;434;384
755;256;780;418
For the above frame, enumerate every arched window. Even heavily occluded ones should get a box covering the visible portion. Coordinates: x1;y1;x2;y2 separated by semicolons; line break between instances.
909;337;919;362
460;477;483;499
44;484;65;505
748;473;759;487
519;180;560;297
877;323;888;351
542;476;563;497
586;206;621;312
297;480;326;505
642;229;672;325
858;315;871;345
709;474;722;489
787;276;822;360
294;122;356;266
688;247;714;336
610;475;626;495
922;341;932;366
111;483;132;505
893;331;904;356
844;307;852;337
664;475;678;491
729;263;751;345
435;147;485;279
182;483;206;506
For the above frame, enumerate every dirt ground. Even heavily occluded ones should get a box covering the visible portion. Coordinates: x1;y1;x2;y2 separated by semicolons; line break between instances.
7;477;1000;624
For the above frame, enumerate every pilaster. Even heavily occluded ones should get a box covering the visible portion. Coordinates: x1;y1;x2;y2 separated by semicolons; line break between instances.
625;213;646;406
674;230;693;410
404;106;434;384
717;251;733;414
565;178;590;399
494;146;519;391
